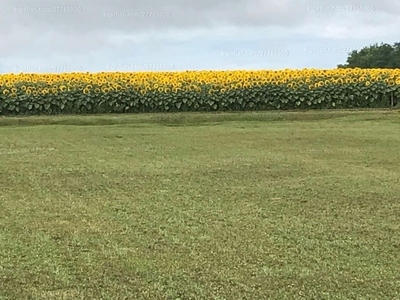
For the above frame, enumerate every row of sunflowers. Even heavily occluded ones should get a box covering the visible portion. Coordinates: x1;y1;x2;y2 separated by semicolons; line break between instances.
0;69;399;115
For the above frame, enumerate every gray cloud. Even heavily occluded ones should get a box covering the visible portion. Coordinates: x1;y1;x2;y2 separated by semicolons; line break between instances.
4;0;399;34
4;0;307;35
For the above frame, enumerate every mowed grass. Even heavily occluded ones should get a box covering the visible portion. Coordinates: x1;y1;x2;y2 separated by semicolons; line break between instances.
0;110;400;299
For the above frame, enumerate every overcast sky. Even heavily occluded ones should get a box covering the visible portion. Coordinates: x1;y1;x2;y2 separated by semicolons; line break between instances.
1;0;399;73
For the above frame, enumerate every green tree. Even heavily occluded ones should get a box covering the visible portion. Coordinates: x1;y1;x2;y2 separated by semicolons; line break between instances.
338;42;400;69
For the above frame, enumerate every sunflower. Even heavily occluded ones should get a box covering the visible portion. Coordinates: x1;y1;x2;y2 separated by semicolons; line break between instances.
2;89;10;95
172;87;181;93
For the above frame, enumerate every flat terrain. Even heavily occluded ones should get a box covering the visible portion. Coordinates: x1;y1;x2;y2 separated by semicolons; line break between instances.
1;110;399;299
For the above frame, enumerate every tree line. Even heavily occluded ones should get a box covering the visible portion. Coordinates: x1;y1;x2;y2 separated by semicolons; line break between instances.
338;42;400;69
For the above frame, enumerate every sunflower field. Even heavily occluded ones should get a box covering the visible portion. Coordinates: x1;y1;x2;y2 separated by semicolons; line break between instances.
0;69;399;115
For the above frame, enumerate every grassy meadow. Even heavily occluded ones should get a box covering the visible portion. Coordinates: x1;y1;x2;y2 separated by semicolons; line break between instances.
0;110;399;299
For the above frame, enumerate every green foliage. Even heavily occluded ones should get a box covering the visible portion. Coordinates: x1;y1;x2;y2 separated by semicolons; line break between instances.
0;83;398;116
338;42;400;68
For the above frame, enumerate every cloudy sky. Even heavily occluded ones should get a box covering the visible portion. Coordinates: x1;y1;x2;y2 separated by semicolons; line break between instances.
1;0;399;73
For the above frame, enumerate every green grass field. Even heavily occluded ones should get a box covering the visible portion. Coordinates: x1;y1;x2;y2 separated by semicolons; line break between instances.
1;110;400;299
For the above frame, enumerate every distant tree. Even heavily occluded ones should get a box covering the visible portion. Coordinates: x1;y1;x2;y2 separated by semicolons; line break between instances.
338;42;400;69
